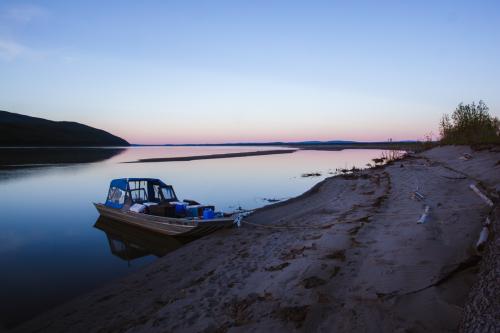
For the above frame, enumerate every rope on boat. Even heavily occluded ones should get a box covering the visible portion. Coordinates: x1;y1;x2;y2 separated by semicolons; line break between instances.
233;209;255;227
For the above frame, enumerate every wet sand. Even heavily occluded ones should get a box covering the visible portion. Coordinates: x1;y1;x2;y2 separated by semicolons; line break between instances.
124;149;297;163
12;146;499;333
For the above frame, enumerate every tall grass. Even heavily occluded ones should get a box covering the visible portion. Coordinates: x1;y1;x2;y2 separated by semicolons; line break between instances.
440;101;499;145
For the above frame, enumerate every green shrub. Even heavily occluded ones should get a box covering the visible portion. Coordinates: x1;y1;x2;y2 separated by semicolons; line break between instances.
440;101;499;145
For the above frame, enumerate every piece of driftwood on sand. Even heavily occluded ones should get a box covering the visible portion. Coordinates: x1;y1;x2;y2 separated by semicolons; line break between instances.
417;205;430;224
475;217;491;252
469;184;494;207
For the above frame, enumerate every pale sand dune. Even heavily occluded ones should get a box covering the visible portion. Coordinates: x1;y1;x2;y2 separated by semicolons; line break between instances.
13;146;499;333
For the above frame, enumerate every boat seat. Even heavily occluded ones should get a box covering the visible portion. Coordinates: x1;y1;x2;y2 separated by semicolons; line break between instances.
148;203;176;217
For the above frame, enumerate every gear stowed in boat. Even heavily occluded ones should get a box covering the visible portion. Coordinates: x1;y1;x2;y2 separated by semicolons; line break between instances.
94;178;235;238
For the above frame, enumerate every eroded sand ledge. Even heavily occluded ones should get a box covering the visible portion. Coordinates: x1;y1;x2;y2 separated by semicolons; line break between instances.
14;146;500;333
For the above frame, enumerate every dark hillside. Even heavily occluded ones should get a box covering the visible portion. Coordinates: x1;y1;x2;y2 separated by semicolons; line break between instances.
0;111;129;146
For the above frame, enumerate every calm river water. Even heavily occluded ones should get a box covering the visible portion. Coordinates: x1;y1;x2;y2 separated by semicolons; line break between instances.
0;146;385;328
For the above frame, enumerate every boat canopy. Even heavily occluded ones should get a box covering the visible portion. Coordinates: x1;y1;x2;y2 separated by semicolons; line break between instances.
105;178;178;209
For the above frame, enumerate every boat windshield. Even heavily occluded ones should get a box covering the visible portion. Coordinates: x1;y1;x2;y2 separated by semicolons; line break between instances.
106;179;177;206
129;180;149;202
107;187;126;205
150;184;176;202
161;186;176;201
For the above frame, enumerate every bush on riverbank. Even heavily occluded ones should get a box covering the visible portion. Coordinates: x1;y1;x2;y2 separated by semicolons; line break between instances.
440;101;500;145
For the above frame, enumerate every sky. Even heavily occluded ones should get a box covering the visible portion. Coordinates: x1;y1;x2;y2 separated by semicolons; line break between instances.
0;1;499;144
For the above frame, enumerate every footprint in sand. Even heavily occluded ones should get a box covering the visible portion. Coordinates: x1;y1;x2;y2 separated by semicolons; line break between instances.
324;249;346;261
302;276;327;289
264;262;290;271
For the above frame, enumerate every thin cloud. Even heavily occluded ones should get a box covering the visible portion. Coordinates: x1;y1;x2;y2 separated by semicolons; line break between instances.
0;38;78;63
6;4;48;23
0;39;28;60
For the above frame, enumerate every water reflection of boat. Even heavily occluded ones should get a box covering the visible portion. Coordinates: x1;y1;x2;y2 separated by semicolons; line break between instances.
94;216;184;261
94;178;235;238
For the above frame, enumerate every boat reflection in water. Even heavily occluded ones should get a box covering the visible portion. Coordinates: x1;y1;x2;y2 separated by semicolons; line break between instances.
94;216;185;263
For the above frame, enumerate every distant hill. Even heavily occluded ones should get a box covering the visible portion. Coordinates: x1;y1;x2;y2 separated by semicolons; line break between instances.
143;139;414;146
0;111;129;147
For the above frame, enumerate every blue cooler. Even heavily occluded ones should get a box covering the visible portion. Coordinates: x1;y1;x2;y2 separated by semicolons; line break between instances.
186;205;202;217
202;208;215;220
172;202;187;215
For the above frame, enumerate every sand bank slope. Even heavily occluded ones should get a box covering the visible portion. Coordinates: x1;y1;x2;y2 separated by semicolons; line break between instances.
14;146;499;333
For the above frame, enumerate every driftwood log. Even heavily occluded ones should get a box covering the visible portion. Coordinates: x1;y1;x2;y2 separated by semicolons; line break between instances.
459;206;500;332
417;205;430;224
475;218;491;252
469;184;494;207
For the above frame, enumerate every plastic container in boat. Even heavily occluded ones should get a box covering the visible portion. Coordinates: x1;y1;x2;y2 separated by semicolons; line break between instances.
172;202;187;215
186;205;202;217
202;208;215;219
129;203;146;213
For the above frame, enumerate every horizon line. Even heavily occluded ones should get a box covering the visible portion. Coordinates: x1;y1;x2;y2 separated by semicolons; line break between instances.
129;139;421;146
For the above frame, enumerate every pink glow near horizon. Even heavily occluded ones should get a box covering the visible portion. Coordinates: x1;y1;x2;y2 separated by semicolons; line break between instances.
115;125;437;145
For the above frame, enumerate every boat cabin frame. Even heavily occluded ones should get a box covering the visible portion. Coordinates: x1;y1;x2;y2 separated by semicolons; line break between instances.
105;178;178;209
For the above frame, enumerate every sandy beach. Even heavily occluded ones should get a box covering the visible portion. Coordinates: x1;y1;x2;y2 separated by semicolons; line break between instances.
12;145;499;333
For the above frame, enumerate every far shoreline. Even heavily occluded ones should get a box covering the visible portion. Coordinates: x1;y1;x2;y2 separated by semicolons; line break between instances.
0;141;422;151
